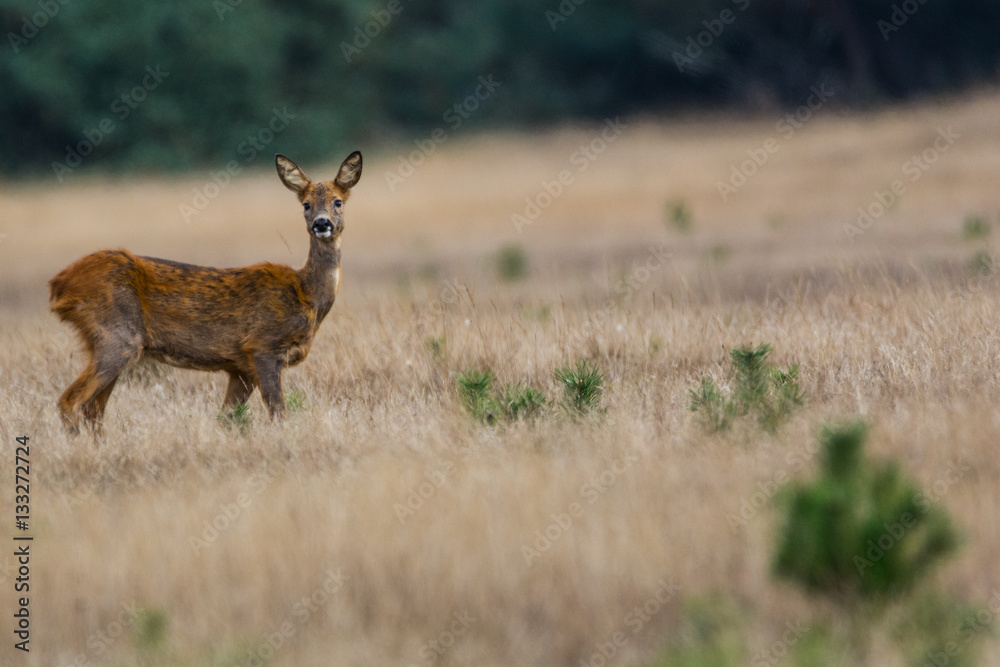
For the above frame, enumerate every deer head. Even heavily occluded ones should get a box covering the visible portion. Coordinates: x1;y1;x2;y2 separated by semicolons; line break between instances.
275;151;363;240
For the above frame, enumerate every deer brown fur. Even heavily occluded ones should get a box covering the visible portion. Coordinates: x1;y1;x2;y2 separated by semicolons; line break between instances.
49;151;362;434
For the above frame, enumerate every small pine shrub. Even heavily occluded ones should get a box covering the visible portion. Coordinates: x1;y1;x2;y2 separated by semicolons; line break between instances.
689;344;804;433
218;402;252;434
457;361;604;424
496;244;528;282
456;370;547;425
665;199;693;233
456;369;499;424
554;360;605;415
689;377;736;433
284;388;307;412
706;244;730;265
962;215;991;241
524;305;551;322
648;335;664;357
134;607;168;653
760;366;806;432
499;383;547;422
773;421;961;603
967;249;993;276
424;335;447;364
417;261;439;281
730;344;770;407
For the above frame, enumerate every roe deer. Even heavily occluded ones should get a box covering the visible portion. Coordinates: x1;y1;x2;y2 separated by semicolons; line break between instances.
49;151;362;434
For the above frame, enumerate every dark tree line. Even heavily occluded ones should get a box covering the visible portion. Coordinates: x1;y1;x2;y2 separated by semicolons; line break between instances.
1;0;997;177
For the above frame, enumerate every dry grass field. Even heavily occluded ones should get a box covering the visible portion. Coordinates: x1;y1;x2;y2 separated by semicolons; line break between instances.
3;90;1000;665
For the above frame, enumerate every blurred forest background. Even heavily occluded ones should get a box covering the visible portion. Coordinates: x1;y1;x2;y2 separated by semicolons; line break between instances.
2;0;999;177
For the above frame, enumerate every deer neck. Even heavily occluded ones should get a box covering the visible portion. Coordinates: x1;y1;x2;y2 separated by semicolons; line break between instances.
300;235;342;322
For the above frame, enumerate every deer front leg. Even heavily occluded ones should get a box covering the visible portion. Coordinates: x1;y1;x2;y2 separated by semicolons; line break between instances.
252;354;286;419
223;370;256;409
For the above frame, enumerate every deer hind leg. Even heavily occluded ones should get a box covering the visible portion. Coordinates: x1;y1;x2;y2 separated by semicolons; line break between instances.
222;370;256;409
82;376;120;437
58;361;98;435
60;336;141;435
252;354;286;419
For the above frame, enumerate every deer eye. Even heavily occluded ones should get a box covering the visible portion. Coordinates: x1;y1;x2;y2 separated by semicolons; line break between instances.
334;200;343;209
303;202;311;211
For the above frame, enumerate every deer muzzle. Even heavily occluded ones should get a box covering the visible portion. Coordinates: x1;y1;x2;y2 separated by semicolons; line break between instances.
311;218;335;238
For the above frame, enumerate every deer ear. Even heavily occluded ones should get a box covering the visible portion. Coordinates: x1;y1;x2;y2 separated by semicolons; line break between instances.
334;151;363;190
275;155;311;194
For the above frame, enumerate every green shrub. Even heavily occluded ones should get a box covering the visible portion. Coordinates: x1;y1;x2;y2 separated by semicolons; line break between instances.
456;369;499;424
689;344;804;433
962;215;991;241
967;249;993;276
218;402;252;435
498;383;547;422
284;388;307;412
554;360;605;416
688;377;736;433
665;199;694;233
455;370;547;425
424;335;447;365
456;359;605;425
496;244;529;282
417;262;439;282
648;335;665;357
524;305;551;322
773;421;961;603
134;607;168;653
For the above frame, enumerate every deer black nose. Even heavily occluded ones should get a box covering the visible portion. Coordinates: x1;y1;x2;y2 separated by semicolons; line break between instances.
311;218;334;235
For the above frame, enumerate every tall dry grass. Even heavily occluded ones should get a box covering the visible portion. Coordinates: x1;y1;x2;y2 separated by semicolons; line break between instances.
2;92;1000;665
